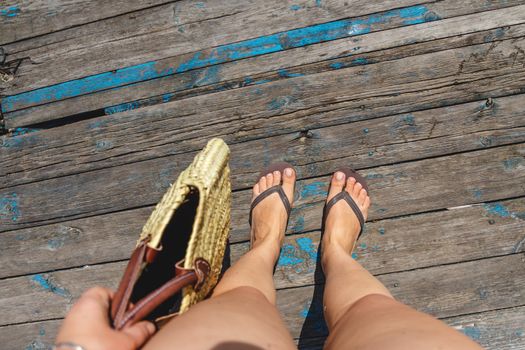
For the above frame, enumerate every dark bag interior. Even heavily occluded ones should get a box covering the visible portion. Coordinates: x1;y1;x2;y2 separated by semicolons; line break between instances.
130;188;200;320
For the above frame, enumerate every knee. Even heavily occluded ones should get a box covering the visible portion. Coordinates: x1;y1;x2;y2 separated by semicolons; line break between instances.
219;286;274;305
351;293;396;310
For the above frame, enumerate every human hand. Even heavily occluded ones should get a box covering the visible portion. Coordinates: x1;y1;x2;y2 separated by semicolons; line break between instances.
55;287;156;350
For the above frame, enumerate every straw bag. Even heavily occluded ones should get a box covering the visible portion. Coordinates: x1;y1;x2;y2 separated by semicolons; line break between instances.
110;138;231;330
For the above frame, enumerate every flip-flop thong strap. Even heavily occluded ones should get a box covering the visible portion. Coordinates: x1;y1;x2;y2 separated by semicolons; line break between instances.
324;191;365;237
249;186;291;226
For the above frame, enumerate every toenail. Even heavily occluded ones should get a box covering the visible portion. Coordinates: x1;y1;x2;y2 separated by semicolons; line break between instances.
284;168;293;177
336;172;344;181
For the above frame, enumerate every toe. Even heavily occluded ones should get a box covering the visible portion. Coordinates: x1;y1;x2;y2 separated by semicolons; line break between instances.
345;177;356;195
273;170;282;187
353;181;362;198
266;173;274;189
259;174;268;192
252;183;260;200
282;167;296;203
358;188;367;204
328;171;346;201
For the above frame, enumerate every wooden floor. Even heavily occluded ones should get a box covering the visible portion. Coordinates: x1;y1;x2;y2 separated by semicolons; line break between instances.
1;0;525;349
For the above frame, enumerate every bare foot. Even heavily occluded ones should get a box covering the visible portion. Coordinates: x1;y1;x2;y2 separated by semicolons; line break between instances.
322;171;371;258
250;168;296;253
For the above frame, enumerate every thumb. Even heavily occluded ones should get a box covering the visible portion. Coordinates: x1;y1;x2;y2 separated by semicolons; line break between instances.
122;321;156;348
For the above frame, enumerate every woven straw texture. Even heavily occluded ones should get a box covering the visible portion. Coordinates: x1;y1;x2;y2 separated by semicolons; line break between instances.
139;138;231;313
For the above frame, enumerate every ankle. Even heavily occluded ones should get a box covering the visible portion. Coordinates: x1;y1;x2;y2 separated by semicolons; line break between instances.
321;240;353;269
252;235;282;263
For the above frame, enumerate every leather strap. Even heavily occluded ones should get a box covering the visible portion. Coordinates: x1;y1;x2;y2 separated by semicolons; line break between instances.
324;191;365;238
111;240;148;326
248;186;291;227
111;241;211;330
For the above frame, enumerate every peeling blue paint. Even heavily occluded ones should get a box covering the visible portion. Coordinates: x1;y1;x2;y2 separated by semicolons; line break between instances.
290;4;302;11
472;189;483;199
1;5;20;18
3;62;174;112
503;157;523;170
291;216;305;232
11;128;41;136
351;252;358;259
363;128;369;133
378;227;385;235
277;68;305;78
277;244;303;266
315;0;322;7
0;193;20;221
195;2;206;8
95;139;113;150
162;93;173;103
268;96;296;110
368;151;374;156
330;61;345;69
352;57;369;65
47;238;64;250
39;327;45;336
365;173;383;179
104;100;141;115
461;326;482;341
300;181;327;199
359;243;367;249
483;203;511;218
25;340;47;350
2;4;435;112
297;237;317;260
31;274;71;299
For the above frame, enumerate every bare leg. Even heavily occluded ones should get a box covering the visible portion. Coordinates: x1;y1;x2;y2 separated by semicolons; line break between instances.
321;171;483;350
145;168;297;350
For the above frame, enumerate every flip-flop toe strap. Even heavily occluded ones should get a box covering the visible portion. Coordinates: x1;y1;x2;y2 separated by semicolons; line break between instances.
324;191;365;237
249;186;292;226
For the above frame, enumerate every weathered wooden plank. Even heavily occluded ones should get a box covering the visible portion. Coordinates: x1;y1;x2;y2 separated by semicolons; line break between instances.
297;306;525;350
0;0;429;97
1;252;523;334
279;254;525;338
3;36;525;188
6;6;525;128
0;0;174;45
1;114;524;234
3;180;524;288
0;318;60;350
4;306;525;350
3;0;524;111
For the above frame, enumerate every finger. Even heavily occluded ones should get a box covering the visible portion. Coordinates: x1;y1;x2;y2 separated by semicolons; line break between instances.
122;321;156;348
67;287;113;324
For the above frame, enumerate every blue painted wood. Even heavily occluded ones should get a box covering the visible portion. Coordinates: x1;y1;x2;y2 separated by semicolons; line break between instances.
1;4;437;113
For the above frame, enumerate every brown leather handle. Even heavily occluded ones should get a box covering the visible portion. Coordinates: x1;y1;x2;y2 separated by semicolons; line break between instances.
114;271;197;329
110;240;211;330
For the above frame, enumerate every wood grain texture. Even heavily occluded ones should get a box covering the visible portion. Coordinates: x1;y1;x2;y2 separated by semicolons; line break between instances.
0;0;174;45
3;37;525;188
2;0;524;114
0;252;523;336
297;306;525;350
1;129;524;234
5;5;525;128
0;0;428;96
3;188;524;289
279;253;525;338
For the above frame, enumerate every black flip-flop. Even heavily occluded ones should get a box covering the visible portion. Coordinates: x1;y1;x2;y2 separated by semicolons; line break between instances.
323;167;369;240
249;162;295;247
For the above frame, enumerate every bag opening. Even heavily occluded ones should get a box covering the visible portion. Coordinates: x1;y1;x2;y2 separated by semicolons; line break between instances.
130;187;200;320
